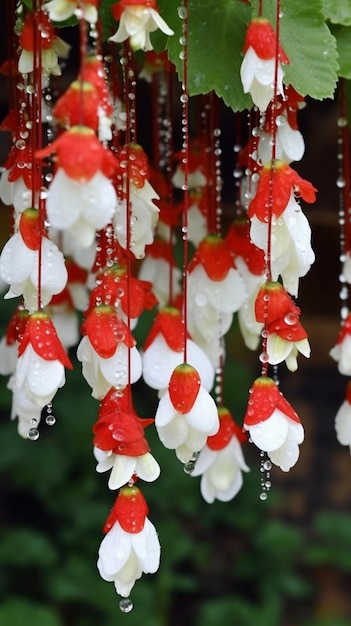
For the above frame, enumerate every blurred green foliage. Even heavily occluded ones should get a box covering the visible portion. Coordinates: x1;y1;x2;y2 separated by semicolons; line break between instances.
0;300;351;625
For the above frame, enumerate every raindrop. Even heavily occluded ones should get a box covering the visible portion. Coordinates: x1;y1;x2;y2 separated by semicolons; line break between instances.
180;93;188;103
183;461;195;474
177;5;187;19
46;414;56;426
276;114;287;126
263;459;272;471
259;351;269;364
337;177;346;188
119;597;134;613
283;312;296;325
28;427;39;441
260;492;268;501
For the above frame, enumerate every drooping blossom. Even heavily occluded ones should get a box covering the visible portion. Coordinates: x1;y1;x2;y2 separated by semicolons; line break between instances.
35;126;118;248
0;208;68;311
77;305;142;399
248;159;317;296
334;381;351;452
330;314;351;376
44;0;99;23
0;140;35;215
255;281;310;371
93;387;160;489
187;235;247;364
10;310;73;436
243;376;304;472
240;17;290;112
257;88;306;165
142;307;215;393
191;407;249;503
155;363;219;462
0;305;30;376
97;485;160;598
138;238;182;308
18;12;70;76
87;263;158;329
225;218;265;350
109;0;174;52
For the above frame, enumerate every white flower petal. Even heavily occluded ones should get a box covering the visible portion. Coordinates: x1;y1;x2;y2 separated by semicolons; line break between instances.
108;455;136;490
335;401;351;446
249;409;289;452
135;453;160;482
186;387;219;434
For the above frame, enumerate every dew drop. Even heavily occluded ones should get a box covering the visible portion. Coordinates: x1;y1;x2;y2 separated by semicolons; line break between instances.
177;5;187;19
260;492;268;501
46;414;56;426
263;459;272;471
337;177;346;188
119;598;134;613
28;427;39;441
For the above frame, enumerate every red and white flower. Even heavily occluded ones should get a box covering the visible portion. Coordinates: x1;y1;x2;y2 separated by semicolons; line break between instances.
18;12;70;76
93;388;160;489
142;307;215;393
191;407;249;503
255;281;310;372
330;314;351;376
97;485;160;598
0;208;68;311
138;239;182;308
77;305;142;399
187;235;247;364
243;376;304;472
36;126;118;248
109;0;174;52
240;17;290;112
155;363;219;462
335;381;351;451
0;141;36;216
44;0;99;23
248;159;317;296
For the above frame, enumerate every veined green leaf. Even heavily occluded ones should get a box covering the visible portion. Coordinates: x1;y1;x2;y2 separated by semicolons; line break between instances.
334;25;351;78
322;0;351;26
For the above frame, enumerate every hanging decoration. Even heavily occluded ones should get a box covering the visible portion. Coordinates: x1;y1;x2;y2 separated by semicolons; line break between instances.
0;0;349;613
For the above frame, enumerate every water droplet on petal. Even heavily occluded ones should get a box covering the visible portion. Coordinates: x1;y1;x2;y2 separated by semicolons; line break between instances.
119;598;134;613
28;428;39;441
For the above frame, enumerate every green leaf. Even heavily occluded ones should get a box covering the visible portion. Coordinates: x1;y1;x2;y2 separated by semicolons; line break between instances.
157;0;252;111
0;528;58;568
334;25;351;77
254;0;339;100
322;0;351;26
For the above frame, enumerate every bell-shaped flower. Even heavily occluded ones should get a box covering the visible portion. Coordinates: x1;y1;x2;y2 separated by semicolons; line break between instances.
109;0;174;51
335;381;351;451
172;140;208;190
8;374;43;438
155;363;219;462
226;218;265;350
44;0;99;23
98;485;160;598
330;314;351;376
114;180;159;259
77;305;142;399
249;159;317;296
243;376;304;472
0;141;35;215
87;263;157;329
255;281;310;371
18;12;70;76
240;17;290;112
187;235;247;364
0;305;30;376
192;407;249;503
138;239;182;308
36;126;118;248
142;307;215;393
0;208;68;311
14;310;73;409
93;387;159;489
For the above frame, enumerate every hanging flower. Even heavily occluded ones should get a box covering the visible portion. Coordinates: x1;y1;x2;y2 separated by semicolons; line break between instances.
11;310;72;435
44;0;99;24
187;235;247;364
240;17;290;112
334;381;351;451
330;314;351;376
249;159;317;296
97;485;160;598
255;281;310;372
155;363;219;462
243;376;304;472
109;0;174;52
35;126;118;248
18;12;70;76
0;208;68;311
77;305;142;399
142;306;215;393
93;388;159;489
191;407;249;503
0;305;30;376
0;140;35;215
138;238;182;308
